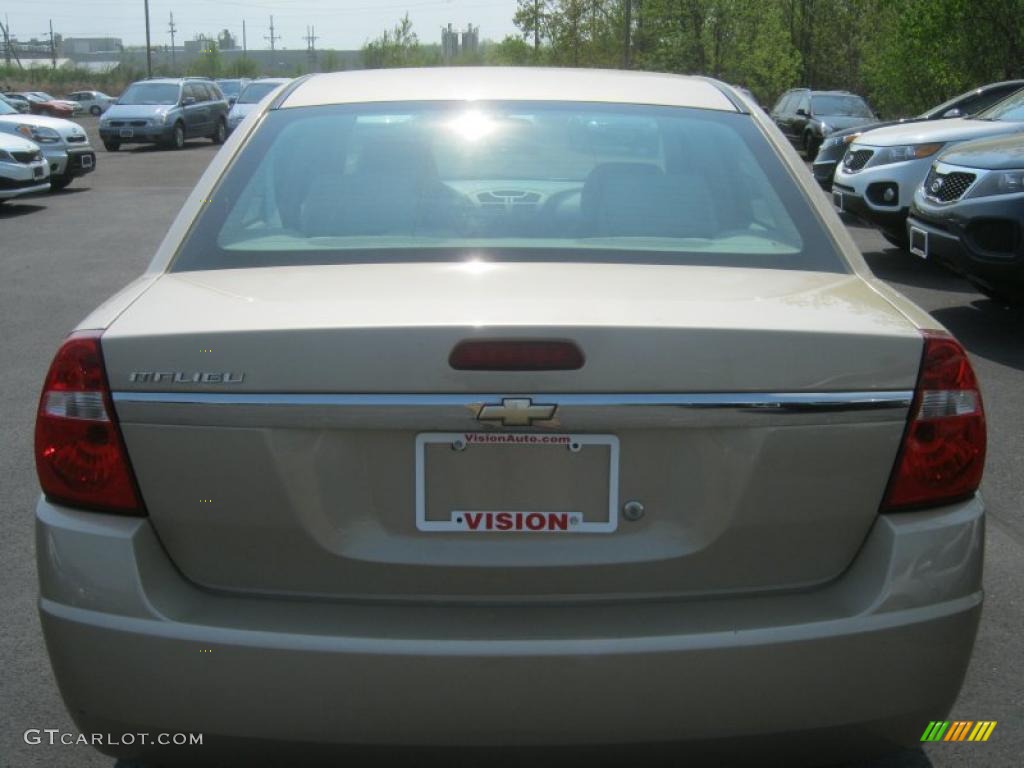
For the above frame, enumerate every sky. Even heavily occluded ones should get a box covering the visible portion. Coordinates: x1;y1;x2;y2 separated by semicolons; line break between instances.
6;0;521;51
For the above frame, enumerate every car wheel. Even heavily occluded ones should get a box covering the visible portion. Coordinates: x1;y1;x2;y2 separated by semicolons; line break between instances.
169;122;185;150
881;230;909;250
49;174;72;192
103;140;120;152
89;105;101;116
211;118;227;144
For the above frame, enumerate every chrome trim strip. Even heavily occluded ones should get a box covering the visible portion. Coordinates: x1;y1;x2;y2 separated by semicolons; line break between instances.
113;391;913;410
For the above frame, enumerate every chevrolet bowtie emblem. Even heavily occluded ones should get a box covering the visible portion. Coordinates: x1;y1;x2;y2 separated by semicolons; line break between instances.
477;397;557;426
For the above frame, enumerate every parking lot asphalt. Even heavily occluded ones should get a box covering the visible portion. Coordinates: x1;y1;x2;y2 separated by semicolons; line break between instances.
1;117;1021;768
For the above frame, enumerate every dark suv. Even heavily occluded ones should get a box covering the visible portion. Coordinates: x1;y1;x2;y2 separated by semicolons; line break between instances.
770;89;877;159
907;133;1024;305
98;78;230;151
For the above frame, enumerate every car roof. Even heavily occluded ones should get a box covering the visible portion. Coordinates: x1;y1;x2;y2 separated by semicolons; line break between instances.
281;68;738;112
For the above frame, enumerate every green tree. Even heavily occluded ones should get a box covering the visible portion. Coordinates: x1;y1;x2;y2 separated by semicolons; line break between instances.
362;14;439;68
323;49;342;72
485;36;536;65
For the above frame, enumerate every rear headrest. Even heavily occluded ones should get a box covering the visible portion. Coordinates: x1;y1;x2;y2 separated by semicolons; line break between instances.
580;161;718;239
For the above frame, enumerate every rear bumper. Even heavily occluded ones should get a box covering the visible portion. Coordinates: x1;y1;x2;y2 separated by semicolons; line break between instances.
37;496;984;763
99;124;174;144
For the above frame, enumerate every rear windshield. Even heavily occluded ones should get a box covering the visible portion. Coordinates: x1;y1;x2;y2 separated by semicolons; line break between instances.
238;82;283;104
119;83;180;106
172;101;845;273
811;95;873;117
217;80;244;98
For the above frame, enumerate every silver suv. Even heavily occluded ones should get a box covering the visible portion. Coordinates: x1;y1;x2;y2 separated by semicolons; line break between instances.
99;78;229;151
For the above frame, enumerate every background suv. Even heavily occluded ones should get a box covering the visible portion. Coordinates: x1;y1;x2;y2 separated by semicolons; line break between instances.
908;133;1024;304
813;79;1024;190
99;78;229;151
770;88;877;158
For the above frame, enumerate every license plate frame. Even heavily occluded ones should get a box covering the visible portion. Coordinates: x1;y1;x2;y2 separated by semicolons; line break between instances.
909;226;929;259
832;190;844;211
33;166;44;179
80;154;94;169
415;432;620;534
119;128;134;138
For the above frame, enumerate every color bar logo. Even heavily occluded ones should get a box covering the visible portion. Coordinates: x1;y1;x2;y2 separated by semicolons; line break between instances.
921;721;997;742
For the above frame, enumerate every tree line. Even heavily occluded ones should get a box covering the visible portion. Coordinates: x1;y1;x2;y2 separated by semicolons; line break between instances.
363;0;1024;118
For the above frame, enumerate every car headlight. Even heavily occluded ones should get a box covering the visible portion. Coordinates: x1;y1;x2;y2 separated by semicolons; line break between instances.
819;122;833;136
16;124;60;143
875;143;944;165
0;149;11;162
968;169;1024;198
824;132;859;149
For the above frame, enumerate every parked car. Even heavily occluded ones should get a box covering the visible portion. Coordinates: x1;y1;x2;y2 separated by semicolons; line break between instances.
4;92;74;118
0;93;30;113
0;98;96;191
907;133;1024;304
813;80;1024;190
66;89;117;116
770;88;877;158
226;77;289;133
26;91;83;115
34;68;986;767
214;77;251;106
0;131;49;201
833;86;1024;247
98;77;229;151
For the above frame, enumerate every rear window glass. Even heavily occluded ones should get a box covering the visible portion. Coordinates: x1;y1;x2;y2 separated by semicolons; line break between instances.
238;81;285;104
811;95;872;117
172;101;845;273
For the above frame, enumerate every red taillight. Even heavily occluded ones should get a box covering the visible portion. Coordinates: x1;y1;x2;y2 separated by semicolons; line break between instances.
449;340;585;371
34;331;145;514
881;330;986;511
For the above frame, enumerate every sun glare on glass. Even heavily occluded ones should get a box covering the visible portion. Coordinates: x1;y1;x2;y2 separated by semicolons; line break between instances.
447;110;499;142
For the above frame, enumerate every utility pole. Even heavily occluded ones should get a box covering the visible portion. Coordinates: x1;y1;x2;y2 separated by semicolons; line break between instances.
623;0;631;68
1;15;22;69
143;0;152;78
0;16;9;67
48;19;56;67
168;12;177;72
242;19;247;54
265;15;280;52
304;25;318;71
304;25;318;52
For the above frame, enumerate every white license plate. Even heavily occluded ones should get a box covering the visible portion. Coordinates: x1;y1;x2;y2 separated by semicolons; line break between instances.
80;155;93;169
909;226;929;259
832;190;844;211
119;128;133;138
415;432;619;534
